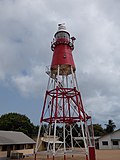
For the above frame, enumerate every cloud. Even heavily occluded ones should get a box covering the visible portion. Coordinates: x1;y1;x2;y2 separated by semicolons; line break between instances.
0;0;55;79
0;0;120;127
11;65;47;97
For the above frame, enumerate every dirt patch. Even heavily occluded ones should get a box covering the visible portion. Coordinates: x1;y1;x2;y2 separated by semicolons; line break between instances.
96;150;120;160
25;155;85;160
24;150;120;160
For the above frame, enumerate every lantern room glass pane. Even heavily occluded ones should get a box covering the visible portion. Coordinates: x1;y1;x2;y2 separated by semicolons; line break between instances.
56;32;70;39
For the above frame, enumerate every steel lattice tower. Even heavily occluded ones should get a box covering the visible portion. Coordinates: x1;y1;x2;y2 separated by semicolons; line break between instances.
35;24;96;160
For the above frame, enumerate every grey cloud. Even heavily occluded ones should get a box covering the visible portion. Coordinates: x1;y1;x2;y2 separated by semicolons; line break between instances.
0;0;120;127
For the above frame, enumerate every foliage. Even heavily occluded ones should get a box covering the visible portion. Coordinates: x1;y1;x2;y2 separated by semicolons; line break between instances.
104;120;116;133
93;124;105;136
0;113;38;137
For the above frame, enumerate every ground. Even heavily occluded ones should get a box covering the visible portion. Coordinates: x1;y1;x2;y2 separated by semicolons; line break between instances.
24;150;120;160
96;150;120;160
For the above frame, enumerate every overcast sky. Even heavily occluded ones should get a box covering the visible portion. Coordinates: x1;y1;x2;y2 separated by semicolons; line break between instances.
0;0;120;128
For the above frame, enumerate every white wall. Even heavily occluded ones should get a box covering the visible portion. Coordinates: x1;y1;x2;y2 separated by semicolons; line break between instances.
99;135;112;149
99;130;120;150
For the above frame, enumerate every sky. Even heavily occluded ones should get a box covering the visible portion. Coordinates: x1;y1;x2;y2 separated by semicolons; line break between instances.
0;0;120;129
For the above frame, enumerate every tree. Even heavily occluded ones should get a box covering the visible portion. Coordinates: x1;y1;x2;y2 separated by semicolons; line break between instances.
93;124;105;136
105;120;116;133
0;113;36;137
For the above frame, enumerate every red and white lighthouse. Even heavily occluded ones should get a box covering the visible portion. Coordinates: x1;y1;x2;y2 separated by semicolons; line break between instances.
35;24;96;160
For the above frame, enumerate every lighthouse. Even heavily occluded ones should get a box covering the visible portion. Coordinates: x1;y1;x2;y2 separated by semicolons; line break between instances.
35;24;96;160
